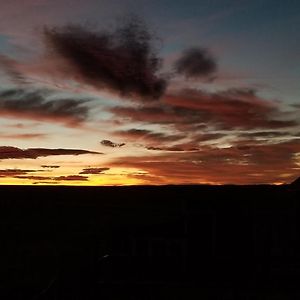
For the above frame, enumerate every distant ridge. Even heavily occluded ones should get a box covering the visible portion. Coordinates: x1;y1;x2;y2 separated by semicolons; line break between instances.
290;177;300;187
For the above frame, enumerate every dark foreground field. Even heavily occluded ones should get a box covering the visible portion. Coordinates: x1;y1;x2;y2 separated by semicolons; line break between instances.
0;184;299;299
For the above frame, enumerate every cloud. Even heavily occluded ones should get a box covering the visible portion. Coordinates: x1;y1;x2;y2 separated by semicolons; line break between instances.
144;134;225;152
100;140;125;148
53;175;88;181
146;145;197;152
174;47;217;79
43;16;167;100
41;165;60;168
5;123;40;129
0;168;43;177
0;88;89;126
14;175;53;181
115;129;215;152
32;181;59;185
110;140;300;184
115;129;185;144
112;88;297;131
15;174;90;182
194;132;226;142
0;146;102;159
0;54;25;83
110;105;182;125
79;167;110;174
114;130;224;152
238;131;295;139
164;88;297;130
0;132;47;139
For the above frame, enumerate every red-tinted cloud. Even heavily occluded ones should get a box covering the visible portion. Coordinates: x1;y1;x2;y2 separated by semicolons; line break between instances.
111;88;296;131
164;88;297;130
110;140;300;184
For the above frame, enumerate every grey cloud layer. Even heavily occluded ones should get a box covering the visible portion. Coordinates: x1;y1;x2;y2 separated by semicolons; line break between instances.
0;88;89;125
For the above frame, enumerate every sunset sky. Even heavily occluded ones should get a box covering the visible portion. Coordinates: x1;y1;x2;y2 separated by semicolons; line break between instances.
0;0;300;185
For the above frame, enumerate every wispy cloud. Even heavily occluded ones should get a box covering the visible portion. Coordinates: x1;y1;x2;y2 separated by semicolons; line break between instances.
79;167;109;174
115;129;184;145
0;146;102;159
100;140;125;148
0;132;47;139
0;88;90;126
53;175;89;181
41;165;60;168
0;168;44;177
111;88;297;131
111;140;300;184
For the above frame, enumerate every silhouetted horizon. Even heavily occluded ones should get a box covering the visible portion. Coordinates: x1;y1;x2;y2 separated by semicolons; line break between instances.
1;183;300;299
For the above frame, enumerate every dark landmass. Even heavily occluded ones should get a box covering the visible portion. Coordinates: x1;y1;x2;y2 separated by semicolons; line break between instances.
291;176;300;187
0;184;299;299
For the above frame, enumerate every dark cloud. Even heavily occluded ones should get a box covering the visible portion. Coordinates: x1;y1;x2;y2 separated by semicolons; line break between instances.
0;146;102;160
53;175;89;181
79;167;110;174
14;175;89;182
13;174;89;181
0;88;89;126
33;181;59;185
0;168;43;177
174;48;217;79
100;140;125;148
145;146;165;151
291;104;300;109
115;128;185;144
146;145;198;152
14;175;53;181
41;165;60;168
43;16;167;100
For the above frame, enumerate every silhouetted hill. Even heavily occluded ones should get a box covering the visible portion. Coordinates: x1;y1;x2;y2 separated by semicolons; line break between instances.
0;185;299;299
290;176;300;187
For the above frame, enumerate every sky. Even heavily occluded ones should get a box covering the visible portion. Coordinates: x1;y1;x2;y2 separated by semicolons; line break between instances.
0;0;300;185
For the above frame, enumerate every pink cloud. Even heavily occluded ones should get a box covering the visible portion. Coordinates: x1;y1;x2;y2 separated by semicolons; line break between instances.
110;140;300;184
